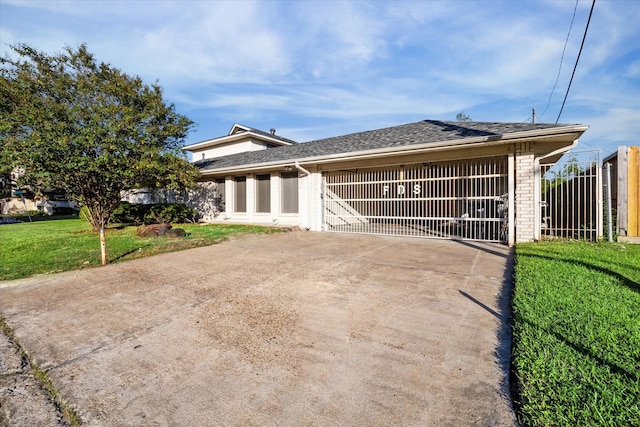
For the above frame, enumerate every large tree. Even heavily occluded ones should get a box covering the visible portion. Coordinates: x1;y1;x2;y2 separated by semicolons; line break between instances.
1;43;199;264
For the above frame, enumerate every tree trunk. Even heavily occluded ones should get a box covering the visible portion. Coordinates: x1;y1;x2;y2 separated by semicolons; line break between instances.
100;228;107;266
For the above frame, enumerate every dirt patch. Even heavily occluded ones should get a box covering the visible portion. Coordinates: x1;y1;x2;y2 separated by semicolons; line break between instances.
198;291;299;369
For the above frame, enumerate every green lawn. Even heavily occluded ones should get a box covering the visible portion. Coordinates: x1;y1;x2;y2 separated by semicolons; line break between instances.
512;241;640;427
0;218;281;280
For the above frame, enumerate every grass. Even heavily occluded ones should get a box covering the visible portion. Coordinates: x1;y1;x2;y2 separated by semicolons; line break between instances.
0;218;282;280
512;241;640;427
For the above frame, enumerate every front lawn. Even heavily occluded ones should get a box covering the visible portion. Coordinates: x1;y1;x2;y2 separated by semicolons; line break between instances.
0;219;281;280
512;241;640;426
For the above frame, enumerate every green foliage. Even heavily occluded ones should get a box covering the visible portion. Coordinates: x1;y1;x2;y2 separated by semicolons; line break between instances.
0;219;281;280
0;171;10;198
111;202;198;225
144;203;198;224
512;242;640;426
541;155;599;195
110;202;147;224
456;111;472;122
0;43;199;237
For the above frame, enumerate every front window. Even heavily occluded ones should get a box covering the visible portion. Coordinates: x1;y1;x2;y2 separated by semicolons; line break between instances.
235;177;246;212
281;172;298;213
256;174;271;213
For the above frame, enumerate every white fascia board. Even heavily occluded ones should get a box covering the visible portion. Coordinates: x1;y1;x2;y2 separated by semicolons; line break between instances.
229;123;251;134
197;124;589;176
183;131;292;151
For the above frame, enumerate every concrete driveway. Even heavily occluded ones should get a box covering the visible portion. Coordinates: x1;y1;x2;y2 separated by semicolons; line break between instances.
0;231;515;426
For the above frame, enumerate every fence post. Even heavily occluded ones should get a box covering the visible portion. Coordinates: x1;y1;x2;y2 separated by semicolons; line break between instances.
604;162;613;242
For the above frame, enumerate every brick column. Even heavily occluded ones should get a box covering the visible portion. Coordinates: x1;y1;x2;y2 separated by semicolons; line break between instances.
515;143;536;242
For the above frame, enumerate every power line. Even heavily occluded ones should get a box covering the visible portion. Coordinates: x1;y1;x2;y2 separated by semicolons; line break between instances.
541;0;579;120
556;0;596;124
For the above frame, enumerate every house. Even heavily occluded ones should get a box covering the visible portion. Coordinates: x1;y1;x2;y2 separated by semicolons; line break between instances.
183;120;589;245
0;168;78;215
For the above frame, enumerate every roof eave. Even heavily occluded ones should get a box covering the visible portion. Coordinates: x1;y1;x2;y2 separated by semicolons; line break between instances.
183;131;294;151
197;124;589;176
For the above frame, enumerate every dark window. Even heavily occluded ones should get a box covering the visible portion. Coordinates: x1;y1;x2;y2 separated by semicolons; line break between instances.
281;172;298;213
256;174;271;213
235;177;246;212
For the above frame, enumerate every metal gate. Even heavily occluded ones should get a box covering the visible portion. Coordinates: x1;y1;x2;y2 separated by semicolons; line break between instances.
539;151;602;240
323;157;508;242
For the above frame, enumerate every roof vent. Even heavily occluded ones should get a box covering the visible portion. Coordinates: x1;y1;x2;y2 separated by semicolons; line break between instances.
270;128;276;135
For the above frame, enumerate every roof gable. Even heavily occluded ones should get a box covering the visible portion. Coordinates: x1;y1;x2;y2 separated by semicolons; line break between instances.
229;123;252;135
183;123;297;152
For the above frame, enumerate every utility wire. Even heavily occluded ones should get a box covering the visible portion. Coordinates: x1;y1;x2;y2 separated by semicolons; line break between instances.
556;0;596;124
541;0;579;120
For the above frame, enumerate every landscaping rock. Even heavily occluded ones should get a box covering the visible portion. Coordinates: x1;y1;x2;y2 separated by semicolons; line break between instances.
136;224;186;238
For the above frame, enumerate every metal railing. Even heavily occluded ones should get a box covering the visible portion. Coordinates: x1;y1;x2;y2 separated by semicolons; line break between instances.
539;151;602;241
324;157;509;242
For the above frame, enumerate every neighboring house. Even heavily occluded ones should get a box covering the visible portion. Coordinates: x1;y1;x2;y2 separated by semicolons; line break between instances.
183;120;589;245
1;191;78;216
0;168;78;215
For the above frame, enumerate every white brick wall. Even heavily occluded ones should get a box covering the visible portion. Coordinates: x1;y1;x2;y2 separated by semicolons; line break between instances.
515;143;536;242
309;169;323;231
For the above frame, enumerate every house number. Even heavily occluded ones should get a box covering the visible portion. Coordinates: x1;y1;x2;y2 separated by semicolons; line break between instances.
383;184;421;196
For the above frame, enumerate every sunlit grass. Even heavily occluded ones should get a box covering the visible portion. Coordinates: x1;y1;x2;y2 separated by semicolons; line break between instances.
512;241;640;426
0;218;281;280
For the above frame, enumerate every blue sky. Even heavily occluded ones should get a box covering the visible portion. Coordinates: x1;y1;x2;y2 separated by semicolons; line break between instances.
1;0;638;159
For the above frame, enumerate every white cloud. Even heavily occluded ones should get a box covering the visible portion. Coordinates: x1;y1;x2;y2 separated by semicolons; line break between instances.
1;0;639;149
627;61;640;78
574;107;640;155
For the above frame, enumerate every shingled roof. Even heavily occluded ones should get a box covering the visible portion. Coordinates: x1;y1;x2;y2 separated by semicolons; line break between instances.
192;120;580;172
236;125;298;145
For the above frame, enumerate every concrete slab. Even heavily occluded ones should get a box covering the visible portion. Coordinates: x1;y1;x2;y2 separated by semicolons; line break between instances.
0;332;70;426
0;231;516;426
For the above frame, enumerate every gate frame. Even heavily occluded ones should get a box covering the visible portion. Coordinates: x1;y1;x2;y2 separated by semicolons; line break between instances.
536;149;602;241
321;156;511;243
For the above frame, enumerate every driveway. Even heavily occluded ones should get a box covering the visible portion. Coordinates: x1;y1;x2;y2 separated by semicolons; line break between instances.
0;231;516;426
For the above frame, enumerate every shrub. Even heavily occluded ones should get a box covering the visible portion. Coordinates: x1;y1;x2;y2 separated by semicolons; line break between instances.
144;203;198;225
111;202;198;225
110;202;146;224
53;206;79;215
